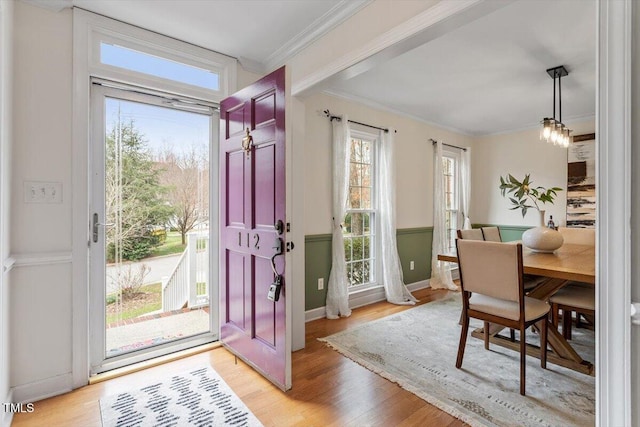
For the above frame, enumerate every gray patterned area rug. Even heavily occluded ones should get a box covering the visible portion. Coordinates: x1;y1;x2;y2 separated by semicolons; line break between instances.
320;295;595;427
99;366;263;426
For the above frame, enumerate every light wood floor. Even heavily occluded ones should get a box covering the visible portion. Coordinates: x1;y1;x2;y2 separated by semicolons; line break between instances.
12;287;466;427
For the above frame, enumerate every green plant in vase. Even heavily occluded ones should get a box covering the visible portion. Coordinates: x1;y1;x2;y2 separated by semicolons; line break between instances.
498;173;564;252
499;174;562;218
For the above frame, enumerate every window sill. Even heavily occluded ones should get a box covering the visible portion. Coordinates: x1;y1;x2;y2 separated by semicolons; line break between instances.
349;283;383;296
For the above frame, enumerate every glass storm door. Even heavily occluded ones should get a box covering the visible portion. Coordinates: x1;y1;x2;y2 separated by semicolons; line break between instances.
89;82;218;374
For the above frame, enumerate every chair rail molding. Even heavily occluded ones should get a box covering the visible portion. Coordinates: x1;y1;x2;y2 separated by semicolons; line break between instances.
2;256;15;274
10;252;72;268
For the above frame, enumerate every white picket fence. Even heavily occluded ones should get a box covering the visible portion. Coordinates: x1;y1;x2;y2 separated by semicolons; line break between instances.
161;231;209;311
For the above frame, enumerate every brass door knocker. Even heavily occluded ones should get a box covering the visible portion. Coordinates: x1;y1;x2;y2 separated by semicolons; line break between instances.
241;128;253;157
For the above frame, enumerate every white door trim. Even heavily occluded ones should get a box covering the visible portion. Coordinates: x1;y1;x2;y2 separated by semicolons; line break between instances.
72;9;233;387
597;0;632;425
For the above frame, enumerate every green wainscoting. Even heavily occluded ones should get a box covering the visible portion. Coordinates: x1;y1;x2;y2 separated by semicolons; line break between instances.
472;224;530;242
304;227;433;311
304;234;332;311
396;227;433;284
304;225;529;311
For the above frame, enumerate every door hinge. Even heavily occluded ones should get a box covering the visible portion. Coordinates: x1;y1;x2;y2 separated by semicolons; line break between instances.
632;302;640;326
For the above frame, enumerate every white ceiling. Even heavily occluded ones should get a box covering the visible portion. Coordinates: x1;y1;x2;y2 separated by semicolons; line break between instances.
45;0;596;137
327;0;597;136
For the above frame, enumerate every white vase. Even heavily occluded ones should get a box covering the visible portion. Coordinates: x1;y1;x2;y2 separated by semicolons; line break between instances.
521;209;564;253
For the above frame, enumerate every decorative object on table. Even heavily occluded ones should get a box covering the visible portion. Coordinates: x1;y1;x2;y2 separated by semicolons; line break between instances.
540;65;573;147
499;173;564;252
99;366;263;427
320;295;594;427
567;133;596;228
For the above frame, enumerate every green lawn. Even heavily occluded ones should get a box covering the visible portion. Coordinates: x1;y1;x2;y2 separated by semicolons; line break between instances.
106;282;162;324
149;231;186;258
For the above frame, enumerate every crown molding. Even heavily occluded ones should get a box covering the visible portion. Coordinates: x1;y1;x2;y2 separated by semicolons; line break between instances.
238;56;266;75
324;89;595;139
263;0;372;72
20;0;72;12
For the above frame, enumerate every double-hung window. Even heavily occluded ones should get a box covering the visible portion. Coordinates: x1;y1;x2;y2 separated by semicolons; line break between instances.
343;131;378;289
443;148;461;252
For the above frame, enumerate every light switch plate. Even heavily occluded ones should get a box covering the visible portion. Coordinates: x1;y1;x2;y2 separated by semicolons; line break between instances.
24;181;62;204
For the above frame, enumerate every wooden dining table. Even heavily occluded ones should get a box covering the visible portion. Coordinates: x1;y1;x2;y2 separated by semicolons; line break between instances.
438;242;595;375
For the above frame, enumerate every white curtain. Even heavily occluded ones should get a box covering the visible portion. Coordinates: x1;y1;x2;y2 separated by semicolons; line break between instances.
430;141;457;290
379;129;418;305
460;147;472;229
325;116;352;319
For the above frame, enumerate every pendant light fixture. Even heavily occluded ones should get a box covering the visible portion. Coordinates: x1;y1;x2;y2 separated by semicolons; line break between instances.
540;65;572;148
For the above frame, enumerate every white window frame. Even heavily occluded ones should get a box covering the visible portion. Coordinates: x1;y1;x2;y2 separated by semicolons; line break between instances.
345;128;382;293
78;9;236;103
71;9;235;387
442;147;461;253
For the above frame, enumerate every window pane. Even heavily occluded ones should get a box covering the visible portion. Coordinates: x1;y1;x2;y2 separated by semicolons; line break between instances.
350;139;361;162
352;237;364;261
349;187;361;209
361;164;371;187
343;213;352;234
362;213;371;234
363;261;371;283
361;141;371;163
350;163;361;187
100;43;220;91
344;237;352;262
363;235;371;258
352;262;364;286
346;263;354;286
361;187;371;209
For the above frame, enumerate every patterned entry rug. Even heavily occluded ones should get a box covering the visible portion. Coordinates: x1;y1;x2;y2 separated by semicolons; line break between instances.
99;366;263;427
320;295;595;427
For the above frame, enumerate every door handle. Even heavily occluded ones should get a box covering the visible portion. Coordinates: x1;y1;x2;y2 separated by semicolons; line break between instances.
92;213;114;243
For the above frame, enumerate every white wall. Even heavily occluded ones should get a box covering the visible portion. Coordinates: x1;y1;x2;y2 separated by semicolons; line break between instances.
0;0;14;423
9;2;74;402
303;91;473;235
472;120;595;227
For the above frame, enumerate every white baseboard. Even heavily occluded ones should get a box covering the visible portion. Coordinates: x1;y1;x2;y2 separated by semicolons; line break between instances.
11;373;73;404
1;389;13;427
305;279;432;323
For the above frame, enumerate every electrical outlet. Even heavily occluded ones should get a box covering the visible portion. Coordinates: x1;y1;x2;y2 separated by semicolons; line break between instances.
24;181;62;204
410;261;415;271
318;278;324;290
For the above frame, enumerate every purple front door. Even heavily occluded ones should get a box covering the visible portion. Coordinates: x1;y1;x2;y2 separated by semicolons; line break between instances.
220;67;289;390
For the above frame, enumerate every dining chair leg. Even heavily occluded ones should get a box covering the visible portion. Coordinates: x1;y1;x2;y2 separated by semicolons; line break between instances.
509;328;515;342
456;313;470;369
484;321;490;350
520;325;526;396
540;318;548;369
551;303;559;328
562;309;573;340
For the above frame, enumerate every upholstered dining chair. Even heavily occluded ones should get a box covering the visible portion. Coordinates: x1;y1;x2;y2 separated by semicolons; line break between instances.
480;226;501;242
455;239;550;396
549;227;597;338
457;228;484;240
